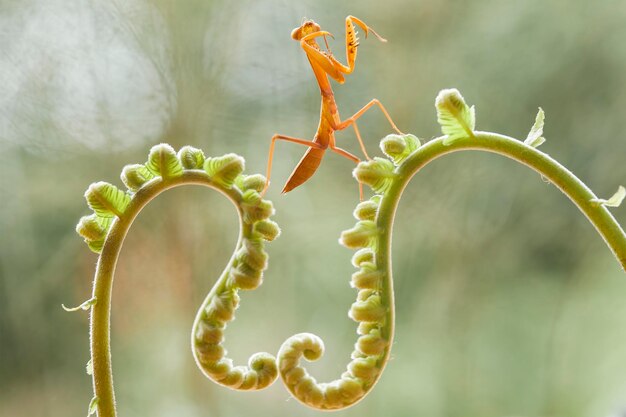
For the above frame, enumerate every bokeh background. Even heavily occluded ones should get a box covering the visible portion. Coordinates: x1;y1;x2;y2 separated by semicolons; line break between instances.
2;0;626;416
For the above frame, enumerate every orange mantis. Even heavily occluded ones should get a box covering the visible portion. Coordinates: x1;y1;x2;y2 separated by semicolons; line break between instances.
262;15;403;199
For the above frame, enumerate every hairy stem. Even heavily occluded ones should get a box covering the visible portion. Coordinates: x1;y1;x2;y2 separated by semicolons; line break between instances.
274;130;626;411
90;171;242;417
379;132;626;271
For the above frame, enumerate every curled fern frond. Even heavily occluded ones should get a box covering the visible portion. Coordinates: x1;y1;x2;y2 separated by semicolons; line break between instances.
146;143;184;179
84;182;130;218
73;89;626;416
277;192;391;410
177;146;206;169
353;158;395;194
253;219;281;241
76;145;282;416
353;196;380;221
121;164;154;192
380;133;420;165
204;154;245;188
339;220;379;249
351;248;375;268
277;89;626;412
76;214;112;243
237;174;267;193
436;88;476;145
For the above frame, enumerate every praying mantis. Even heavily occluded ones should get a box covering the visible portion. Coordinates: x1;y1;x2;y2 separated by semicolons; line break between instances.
262;15;403;198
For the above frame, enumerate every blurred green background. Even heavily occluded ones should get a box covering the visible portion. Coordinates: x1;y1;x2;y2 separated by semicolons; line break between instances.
2;0;626;416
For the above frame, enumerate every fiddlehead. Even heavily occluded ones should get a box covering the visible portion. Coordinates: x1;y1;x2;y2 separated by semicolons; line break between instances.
70;89;626;415
275;88;626;410
73;144;280;417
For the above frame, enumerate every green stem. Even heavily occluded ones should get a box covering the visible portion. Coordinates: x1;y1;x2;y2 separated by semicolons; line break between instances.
369;131;626;409
89;171;243;417
378;132;626;273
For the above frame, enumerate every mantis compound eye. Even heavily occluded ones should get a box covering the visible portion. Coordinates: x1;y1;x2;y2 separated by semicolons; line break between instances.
291;27;302;40
292;20;321;40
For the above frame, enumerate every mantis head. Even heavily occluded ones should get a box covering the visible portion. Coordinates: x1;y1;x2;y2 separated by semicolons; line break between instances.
291;19;321;41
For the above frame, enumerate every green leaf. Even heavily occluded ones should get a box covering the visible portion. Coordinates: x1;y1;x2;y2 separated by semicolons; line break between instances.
121;164;155;192
591;186;626;208
178;146;206;169
339;220;379;249
242;199;274;223
76;214;112;242
253;219;281;241
353;198;379;221
62;296;97;312
204;154;245;188
85;182;130;218
87;240;105;254
524;107;546;148
380;134;420;165
146;144;184;179
86;358;93;375
87;396;99;416
236;174;267;193
353;158;395;194
435;88;476;145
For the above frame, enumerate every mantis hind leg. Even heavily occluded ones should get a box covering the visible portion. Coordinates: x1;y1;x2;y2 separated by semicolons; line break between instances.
262;134;323;196
329;143;365;201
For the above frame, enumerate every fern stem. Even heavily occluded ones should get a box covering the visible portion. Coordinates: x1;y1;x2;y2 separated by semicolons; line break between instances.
378;131;626;275
89;171;243;417
361;131;626;410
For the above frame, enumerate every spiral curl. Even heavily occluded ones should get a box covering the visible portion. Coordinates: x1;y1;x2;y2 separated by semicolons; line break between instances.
77;144;282;416
74;89;626;416
277;187;392;410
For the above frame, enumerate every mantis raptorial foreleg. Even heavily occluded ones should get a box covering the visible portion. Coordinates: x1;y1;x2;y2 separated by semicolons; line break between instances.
266;16;401;197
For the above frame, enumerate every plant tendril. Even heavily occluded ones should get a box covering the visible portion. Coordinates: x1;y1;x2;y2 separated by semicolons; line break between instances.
76;144;280;417
273;90;626;411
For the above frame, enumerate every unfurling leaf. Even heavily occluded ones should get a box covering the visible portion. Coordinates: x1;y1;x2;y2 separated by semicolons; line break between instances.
146;144;184;179
253;220;281;241
353;158;395;194
380;134;420;165
178;146;206;169
87;240;105;254
353;198;380;221
76;214;112;242
85;182;130;218
435;88;476;145
590;186;626;208
62;296;97;312
121;164;154;192
205;154;245;188
236;174;267;193
87;396;99;416
340;221;379;249
86;358;93;375
524;107;546;148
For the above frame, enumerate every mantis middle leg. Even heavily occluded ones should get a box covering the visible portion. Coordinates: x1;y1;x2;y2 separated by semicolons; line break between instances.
329;141;365;201
335;99;404;161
